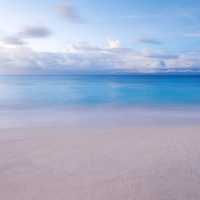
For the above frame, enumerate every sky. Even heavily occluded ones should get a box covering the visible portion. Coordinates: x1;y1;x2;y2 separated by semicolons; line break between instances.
1;0;200;74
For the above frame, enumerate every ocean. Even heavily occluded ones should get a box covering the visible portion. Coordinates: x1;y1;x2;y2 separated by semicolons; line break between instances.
0;74;200;108
0;74;200;128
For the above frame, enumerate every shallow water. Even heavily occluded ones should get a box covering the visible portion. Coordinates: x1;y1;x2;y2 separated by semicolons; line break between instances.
0;74;200;109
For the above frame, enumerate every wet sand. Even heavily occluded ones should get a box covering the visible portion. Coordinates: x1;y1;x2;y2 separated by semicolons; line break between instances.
0;125;200;200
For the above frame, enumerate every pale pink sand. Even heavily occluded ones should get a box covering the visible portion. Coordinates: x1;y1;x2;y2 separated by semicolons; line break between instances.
0;126;200;200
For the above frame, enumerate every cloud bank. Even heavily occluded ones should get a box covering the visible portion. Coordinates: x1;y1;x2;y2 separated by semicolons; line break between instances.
0;41;200;74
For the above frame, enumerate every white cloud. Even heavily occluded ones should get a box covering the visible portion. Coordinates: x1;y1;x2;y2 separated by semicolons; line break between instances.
107;39;121;49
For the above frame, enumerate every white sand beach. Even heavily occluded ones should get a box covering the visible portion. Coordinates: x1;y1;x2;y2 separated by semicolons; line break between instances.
1;125;200;200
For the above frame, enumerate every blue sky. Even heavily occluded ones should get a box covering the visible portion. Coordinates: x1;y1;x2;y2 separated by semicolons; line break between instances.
0;0;200;73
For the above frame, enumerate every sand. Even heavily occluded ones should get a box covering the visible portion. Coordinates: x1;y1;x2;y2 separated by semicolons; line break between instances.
0;125;200;200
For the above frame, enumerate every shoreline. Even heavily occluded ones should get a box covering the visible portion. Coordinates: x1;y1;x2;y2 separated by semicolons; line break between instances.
0;106;200;129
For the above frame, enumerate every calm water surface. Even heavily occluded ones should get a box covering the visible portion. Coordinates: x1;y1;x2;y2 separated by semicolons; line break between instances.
0;74;200;109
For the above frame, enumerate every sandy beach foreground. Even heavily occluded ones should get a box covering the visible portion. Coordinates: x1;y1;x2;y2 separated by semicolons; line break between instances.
0;125;200;200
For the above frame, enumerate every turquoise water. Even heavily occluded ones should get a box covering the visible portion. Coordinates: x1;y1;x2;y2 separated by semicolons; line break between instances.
0;74;200;109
